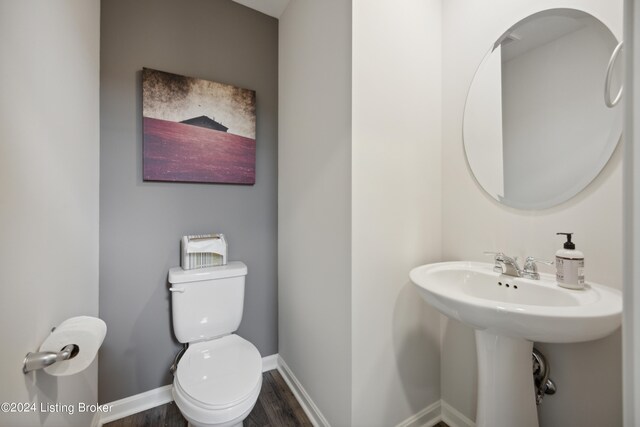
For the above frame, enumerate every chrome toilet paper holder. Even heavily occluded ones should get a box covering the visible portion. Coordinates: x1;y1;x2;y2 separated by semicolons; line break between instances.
23;326;80;374
23;344;79;374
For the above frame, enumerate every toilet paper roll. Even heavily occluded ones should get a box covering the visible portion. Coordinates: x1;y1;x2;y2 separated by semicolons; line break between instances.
39;316;107;376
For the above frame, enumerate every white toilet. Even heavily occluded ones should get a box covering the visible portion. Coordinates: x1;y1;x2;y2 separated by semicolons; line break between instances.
168;261;262;427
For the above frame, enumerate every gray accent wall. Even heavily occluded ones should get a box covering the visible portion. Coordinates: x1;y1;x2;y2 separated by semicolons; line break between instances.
99;0;278;403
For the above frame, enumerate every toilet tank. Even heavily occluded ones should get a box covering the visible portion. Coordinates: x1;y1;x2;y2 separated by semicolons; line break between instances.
168;261;247;344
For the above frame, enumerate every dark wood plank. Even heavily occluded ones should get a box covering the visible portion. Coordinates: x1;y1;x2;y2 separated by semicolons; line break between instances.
244;398;271;427
257;371;312;427
138;404;165;427
269;371;313;426
163;402;187;427
105;403;166;427
256;370;292;425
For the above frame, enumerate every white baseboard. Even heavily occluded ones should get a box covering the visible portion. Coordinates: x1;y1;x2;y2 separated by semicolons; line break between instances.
395;400;442;427
441;400;475;427
276;355;331;427
98;384;173;426
90;412;102;427
262;353;278;371
96;353;278;426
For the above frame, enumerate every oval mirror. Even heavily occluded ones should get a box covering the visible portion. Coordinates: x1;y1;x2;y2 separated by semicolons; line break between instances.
463;9;622;209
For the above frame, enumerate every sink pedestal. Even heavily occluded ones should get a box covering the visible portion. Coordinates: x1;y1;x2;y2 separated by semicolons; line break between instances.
475;330;538;427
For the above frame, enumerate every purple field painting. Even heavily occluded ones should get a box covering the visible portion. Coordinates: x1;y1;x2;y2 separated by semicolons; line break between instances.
143;118;255;184
142;68;256;184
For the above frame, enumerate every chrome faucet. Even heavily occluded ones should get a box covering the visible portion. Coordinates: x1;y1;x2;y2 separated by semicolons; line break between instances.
485;252;554;279
521;257;554;280
485;251;522;277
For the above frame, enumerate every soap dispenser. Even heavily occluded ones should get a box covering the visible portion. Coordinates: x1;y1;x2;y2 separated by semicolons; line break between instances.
555;232;585;289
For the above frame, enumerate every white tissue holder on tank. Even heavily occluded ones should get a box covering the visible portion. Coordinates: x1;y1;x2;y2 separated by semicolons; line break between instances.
181;233;227;270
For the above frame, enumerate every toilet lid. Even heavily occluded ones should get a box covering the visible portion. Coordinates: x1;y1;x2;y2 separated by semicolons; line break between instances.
176;334;262;409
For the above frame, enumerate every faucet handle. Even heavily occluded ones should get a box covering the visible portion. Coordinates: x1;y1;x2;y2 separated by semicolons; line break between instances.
524;256;554;267
484;251;505;273
522;256;554;280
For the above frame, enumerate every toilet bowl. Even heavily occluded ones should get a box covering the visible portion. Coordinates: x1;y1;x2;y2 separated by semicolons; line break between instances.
172;335;262;427
169;262;261;427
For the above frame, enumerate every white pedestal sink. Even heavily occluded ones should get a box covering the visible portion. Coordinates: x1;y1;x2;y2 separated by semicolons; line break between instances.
410;261;622;427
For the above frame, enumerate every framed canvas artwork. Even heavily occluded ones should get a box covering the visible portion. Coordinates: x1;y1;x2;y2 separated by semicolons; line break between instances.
142;68;256;184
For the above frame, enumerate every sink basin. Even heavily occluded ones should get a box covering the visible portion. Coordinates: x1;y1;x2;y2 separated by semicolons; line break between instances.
410;261;621;343
410;261;622;427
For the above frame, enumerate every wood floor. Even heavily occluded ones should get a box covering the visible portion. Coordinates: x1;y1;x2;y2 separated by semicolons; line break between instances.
104;370;312;427
105;369;451;427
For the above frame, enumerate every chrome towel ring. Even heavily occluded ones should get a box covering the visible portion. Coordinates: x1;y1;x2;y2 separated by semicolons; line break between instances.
605;41;623;108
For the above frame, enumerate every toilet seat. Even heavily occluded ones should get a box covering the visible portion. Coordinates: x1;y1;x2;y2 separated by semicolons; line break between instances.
173;334;262;426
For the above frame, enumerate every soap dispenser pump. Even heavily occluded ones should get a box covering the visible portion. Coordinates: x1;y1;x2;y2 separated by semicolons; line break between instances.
555;232;585;289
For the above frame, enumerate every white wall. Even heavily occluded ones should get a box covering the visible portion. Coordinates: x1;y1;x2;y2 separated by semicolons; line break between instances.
278;1;353;425
623;0;640;425
280;1;445;425
0;0;100;426
351;0;443;425
442;0;623;425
